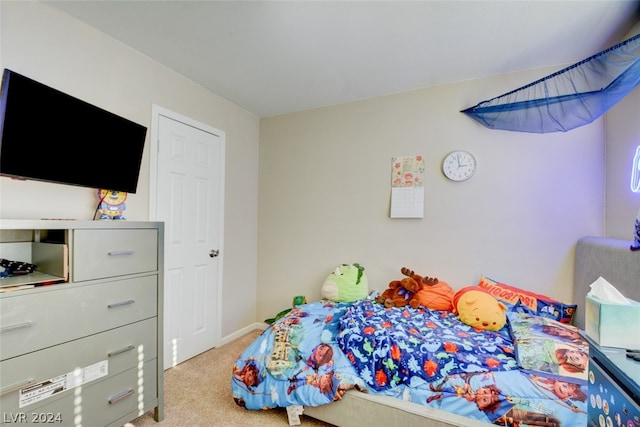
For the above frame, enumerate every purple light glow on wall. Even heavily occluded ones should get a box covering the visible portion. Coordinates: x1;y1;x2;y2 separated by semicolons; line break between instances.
632;145;640;193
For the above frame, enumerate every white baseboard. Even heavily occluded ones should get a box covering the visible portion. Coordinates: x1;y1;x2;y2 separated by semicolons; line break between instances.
219;322;266;347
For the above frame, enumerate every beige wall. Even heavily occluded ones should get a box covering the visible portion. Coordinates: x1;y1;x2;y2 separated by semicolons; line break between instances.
604;22;640;240
2;1;631;337
0;1;260;340
258;72;605;324
605;85;640;239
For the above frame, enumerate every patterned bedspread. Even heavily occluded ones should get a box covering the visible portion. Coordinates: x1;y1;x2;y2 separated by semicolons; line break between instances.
231;297;588;426
337;299;518;390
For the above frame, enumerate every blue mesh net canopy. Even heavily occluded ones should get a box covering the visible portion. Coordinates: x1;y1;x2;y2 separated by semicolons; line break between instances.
462;33;640;133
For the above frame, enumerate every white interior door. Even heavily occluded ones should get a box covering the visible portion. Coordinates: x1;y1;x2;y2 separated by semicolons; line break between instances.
150;106;225;369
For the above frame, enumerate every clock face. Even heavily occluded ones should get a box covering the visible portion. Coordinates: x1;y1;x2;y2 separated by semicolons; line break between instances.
442;150;476;182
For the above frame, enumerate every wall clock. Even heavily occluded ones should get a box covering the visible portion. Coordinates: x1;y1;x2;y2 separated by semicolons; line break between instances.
442;150;476;182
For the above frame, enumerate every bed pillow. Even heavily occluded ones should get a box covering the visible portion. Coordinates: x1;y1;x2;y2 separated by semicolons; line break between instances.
507;312;589;382
478;275;577;324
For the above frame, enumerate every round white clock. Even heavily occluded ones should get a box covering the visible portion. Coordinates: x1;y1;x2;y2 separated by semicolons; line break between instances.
442;150;476;182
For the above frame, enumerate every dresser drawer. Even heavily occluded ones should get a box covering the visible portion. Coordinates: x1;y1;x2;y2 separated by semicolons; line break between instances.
0;360;157;426
0;276;157;360
588;357;640;426
72;229;158;281
1;318;157;410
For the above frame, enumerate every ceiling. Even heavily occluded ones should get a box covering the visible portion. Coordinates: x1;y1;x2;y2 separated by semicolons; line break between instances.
42;1;640;118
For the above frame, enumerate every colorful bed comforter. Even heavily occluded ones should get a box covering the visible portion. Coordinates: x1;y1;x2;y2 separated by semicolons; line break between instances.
232;298;588;426
337;299;517;391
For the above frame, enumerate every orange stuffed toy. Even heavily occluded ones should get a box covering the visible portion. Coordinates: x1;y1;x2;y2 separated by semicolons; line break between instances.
375;267;439;309
416;279;455;311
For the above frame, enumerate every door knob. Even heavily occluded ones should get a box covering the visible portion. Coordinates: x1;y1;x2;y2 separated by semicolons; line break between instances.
210;249;219;258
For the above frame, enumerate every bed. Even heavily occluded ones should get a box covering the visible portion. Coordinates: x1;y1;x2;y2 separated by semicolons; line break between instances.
232;236;639;427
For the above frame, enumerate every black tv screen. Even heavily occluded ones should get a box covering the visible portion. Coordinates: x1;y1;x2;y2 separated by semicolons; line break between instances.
0;69;147;193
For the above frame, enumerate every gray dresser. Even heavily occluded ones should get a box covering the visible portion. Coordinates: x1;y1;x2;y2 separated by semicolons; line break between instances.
0;220;164;426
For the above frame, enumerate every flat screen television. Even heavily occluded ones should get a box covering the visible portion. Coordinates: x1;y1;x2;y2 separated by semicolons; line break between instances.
0;69;147;193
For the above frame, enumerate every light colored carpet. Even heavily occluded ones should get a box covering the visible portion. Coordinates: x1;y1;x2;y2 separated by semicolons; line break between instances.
129;329;335;427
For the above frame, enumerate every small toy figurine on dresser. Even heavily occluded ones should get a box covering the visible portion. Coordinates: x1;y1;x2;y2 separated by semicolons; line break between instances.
97;189;127;220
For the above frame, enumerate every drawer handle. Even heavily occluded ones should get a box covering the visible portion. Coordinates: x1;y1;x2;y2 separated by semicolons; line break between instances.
107;250;136;256
108;388;134;404
0;321;35;333
107;299;135;309
108;344;135;357
0;379;35;397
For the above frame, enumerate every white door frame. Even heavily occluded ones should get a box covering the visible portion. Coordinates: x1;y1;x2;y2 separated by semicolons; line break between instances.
149;104;225;350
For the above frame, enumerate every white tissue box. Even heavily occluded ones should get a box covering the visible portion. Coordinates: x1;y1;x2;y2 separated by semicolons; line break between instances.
585;295;640;348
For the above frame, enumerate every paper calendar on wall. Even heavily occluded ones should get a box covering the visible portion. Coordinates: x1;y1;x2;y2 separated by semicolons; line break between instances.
390;155;425;218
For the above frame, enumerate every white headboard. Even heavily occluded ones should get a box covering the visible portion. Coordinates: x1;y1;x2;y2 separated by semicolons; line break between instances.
573;236;640;329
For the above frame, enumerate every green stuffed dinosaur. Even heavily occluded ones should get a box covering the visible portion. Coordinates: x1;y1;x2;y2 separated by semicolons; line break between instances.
264;295;307;325
321;263;369;302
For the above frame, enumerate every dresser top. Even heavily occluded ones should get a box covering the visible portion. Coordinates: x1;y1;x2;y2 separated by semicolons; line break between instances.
584;333;640;397
0;219;163;230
